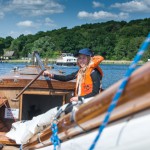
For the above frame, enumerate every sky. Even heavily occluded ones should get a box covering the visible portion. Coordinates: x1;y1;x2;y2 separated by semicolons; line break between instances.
0;0;150;38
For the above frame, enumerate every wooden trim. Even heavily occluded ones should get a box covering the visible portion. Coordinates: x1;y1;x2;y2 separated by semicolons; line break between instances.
0;97;7;108
0;132;18;145
19;95;23;120
62;95;66;105
23;90;70;96
0;79;75;90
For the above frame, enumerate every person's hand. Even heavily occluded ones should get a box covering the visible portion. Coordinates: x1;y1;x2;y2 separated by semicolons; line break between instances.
43;70;50;76
43;70;53;78
70;96;78;102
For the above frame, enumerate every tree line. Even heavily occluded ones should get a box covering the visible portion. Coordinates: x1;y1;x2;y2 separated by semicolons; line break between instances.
0;18;150;61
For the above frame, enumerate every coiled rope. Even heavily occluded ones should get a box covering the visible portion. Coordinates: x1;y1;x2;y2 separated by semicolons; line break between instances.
89;32;150;150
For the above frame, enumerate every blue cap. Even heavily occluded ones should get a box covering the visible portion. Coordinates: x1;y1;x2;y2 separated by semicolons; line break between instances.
78;48;94;56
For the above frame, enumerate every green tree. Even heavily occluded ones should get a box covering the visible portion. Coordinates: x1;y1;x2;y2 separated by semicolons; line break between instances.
0;38;5;56
113;38;129;60
32;36;55;57
4;36;14;48
1;18;149;60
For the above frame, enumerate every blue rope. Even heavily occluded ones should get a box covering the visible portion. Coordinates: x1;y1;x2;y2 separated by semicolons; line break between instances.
50;123;60;150
89;33;150;150
19;144;23;150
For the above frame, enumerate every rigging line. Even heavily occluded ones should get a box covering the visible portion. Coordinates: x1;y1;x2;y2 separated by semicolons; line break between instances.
89;32;150;150
50;101;83;149
50;123;61;150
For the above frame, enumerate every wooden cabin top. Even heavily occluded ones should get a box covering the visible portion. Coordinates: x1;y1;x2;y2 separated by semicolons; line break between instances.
0;65;76;90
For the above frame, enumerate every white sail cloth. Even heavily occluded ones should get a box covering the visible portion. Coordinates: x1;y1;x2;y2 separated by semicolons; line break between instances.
6;97;93;144
6;107;58;144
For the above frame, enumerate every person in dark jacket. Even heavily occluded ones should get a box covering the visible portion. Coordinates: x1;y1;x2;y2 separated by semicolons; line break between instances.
43;48;104;103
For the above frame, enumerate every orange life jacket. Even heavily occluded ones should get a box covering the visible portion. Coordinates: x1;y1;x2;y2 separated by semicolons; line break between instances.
75;55;104;96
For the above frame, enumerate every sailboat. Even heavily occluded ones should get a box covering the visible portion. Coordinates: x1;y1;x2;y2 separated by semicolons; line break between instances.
0;32;150;150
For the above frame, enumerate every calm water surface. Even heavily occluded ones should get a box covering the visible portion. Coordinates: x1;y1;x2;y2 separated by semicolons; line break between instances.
0;62;140;89
53;64;137;89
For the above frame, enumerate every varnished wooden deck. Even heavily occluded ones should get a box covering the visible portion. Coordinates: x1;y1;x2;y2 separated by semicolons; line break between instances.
0;65;76;90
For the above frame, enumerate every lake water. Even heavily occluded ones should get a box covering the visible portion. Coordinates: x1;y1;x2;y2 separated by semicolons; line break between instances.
0;62;141;89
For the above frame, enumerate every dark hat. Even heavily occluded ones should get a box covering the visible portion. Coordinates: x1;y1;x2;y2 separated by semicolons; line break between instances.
74;48;94;57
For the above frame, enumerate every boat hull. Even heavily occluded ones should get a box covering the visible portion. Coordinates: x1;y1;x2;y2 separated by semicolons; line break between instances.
23;62;150;149
37;109;150;150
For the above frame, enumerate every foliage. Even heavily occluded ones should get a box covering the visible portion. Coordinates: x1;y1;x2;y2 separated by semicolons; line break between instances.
1;18;150;61
0;38;5;56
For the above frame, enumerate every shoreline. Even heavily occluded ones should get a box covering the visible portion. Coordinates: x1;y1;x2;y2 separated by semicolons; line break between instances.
102;60;144;65
3;59;144;65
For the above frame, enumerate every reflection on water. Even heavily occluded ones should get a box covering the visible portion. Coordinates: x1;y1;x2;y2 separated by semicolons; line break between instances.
0;62;141;89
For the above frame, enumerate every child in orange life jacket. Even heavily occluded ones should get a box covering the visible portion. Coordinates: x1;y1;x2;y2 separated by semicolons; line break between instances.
43;48;104;105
